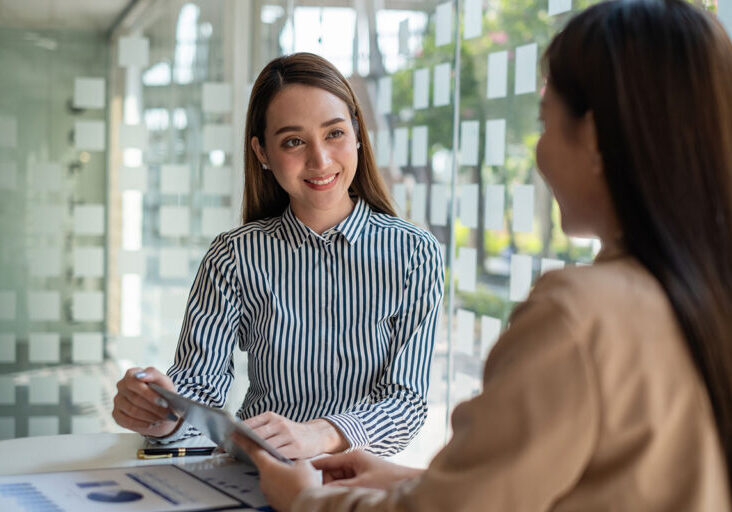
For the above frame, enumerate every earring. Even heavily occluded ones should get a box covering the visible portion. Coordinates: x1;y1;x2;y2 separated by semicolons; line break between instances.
356;142;361;149
261;163;269;170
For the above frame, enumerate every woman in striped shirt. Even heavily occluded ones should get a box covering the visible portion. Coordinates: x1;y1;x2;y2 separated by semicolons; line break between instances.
112;52;444;459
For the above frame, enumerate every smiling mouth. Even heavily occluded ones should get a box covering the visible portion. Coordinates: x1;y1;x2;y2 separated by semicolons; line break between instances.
304;173;337;185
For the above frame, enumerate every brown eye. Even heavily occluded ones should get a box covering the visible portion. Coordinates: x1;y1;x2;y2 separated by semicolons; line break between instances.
327;129;345;139
283;138;304;148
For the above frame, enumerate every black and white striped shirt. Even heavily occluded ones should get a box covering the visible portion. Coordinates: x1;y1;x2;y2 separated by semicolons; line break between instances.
162;198;444;455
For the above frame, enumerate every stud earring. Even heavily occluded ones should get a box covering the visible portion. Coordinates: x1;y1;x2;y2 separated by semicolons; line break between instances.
261;163;269;170
356;142;361;149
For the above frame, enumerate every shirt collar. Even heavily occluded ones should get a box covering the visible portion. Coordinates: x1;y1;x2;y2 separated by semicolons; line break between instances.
278;198;371;250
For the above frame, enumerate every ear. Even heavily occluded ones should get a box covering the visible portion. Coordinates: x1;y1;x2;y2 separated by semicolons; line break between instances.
250;137;269;169
579;111;603;175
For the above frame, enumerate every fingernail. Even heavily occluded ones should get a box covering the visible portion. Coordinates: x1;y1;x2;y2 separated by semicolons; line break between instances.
167;412;178;422
135;371;147;379
155;397;169;408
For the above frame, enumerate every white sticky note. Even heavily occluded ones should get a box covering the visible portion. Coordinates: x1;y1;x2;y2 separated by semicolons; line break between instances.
0;115;17;148
29;376;59;405
460;121;479;166
459;184;478;229
376;130;391;167
515;43;538;95
28;417;59;436
119;124;148;149
481;316;502;358
548;0;572;16
393;127;409;167
484;184;505;230
28;248;62;277
457;247;477;292
430;184;449;226
433;63;451;107
0;291;16;320
31;205;64;235
73;204;105;235
509;254;533;302
464;0;482;39
487;51;508;99
411;184;427;225
512;184;535;233
202;207;233;237
27;291;60;321
720;0;732;37
118;250;146;275
0;417;14;440
541;257;565;274
413;68;430;110
203;166;232;195
392;184;407;217
0;334;16;363
119;36;150;67
485;119;506;166
202;82;232;113
72;376;101;404
72;332;103;363
73;247;104;277
73;291;104;321
28;332;60;363
203;124;233;152
159;206;190;237
31;162;63;191
72;416;101;434
456;309;476;355
0;377;14;404
0;161;18;190
160;164;190;194
73;77;105;109
160;247;189;279
75;120;105;151
435;2;453;46
411;126;428;167
399;18;409;55
377;76;392;115
119;166;147;191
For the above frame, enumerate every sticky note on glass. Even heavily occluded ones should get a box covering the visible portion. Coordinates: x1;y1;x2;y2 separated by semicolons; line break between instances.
487;51;508;99
203;166;232;195
509;254;533;302
203;124;233;152
433;63;451;107
31;162;63;192
410;126;428;168
72;332;103;363
430;184;449;226
0;291;15;320
160;247;189;279
202;207;233;237
28;417;59;436
119;36;150;67
459;184;478;229
377;76;392;115
0;377;14;404
0;115;17;148
160;164;190;194
28;291;60;321
399;18;409;55
464;0;482;39
376;130;391;166
515;43;538;95
119;124;148;149
512;184;534;233
73;246;104;277
392;184;407;218
481;316;502;358
202;82;232;113
28;248;62;277
484;184;505;230
411;183;427;225
75;120;105;151
457;247;477;292
73;77;105;109
118;249;146;275
456;309;476;355
485;119;506;166
74;204;105;235
413;68;430;110
160;206;190;237
72;376;101;404
0;334;16;363
548;0;572;15
29;376;59;405
29;333;60;363
73;291;104;322
541;257;565;274
0;161;18;190
460;120;479;166
393;127;409;167
119;166;147;191
435;2;453;46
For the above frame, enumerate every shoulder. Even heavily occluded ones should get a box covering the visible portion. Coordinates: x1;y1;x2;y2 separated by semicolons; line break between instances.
367;212;442;251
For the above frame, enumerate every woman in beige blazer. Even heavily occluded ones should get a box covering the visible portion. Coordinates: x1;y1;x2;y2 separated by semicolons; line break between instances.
233;0;732;510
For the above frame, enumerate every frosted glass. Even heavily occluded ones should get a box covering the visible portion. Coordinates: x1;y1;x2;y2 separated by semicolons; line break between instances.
203;124;233;152
73;204;105;235
73;247;104;277
72;291;104;322
509;254;533;302
28;332;60;363
515;43;538;95
202;207;233;237
73;77;105;109
202;82;232;113
28;416;59;436
72;332;103;363
0;334;15;363
118;36;149;67
159;206;190;237
435;2;453;46
0;291;15;320
75;120;105;151
160;164;190;194
27;291;60;321
159;248;190;279
29;376;59;404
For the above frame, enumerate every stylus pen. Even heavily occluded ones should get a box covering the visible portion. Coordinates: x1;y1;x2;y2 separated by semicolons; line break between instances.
137;447;217;459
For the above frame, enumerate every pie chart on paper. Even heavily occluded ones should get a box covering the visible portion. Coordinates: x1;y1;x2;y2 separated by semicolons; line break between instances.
86;489;144;503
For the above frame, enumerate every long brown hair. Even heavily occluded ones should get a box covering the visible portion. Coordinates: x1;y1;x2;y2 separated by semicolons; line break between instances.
242;52;396;223
544;0;732;479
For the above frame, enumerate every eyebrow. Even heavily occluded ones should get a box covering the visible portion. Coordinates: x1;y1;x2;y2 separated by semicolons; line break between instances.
273;117;347;136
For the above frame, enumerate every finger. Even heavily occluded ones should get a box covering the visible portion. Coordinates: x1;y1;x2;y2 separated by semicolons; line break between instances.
263;434;292;450
321;468;353;484
242;412;273;429
116;394;166;423
311;452;357;471
327;477;362;488
113;407;157;432
250;423;281;441
232;432;277;469
118;386;172;420
120;369;175;417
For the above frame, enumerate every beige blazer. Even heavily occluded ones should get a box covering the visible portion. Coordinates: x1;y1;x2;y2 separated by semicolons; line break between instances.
293;250;730;511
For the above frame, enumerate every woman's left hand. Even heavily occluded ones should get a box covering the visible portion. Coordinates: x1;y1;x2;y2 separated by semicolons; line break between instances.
231;431;321;512
242;411;348;459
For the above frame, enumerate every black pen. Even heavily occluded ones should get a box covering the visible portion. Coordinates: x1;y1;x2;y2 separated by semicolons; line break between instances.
137;447;217;459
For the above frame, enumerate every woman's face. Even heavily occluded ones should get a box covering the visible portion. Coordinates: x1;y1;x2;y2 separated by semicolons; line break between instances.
251;84;359;221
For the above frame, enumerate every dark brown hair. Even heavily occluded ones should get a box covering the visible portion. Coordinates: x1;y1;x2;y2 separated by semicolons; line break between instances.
242;52;396;223
544;0;732;479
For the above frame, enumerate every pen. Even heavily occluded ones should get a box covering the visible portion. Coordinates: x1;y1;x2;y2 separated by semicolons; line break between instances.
137;447;217;459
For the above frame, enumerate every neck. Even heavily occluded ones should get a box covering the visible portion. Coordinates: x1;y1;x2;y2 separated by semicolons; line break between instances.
291;197;356;235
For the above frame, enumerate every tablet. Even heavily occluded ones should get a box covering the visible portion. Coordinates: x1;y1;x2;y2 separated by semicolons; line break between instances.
149;384;293;465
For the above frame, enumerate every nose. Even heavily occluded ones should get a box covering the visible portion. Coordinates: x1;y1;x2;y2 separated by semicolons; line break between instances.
307;140;332;170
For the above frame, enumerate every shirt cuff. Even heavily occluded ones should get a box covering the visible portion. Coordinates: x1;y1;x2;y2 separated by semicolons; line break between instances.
323;412;370;451
144;420;200;445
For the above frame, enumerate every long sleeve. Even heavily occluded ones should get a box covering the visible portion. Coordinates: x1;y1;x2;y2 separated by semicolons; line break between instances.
325;235;444;455
294;275;600;511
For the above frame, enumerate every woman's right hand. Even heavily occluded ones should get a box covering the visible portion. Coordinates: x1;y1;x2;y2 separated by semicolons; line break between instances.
311;450;424;490
112;366;182;438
